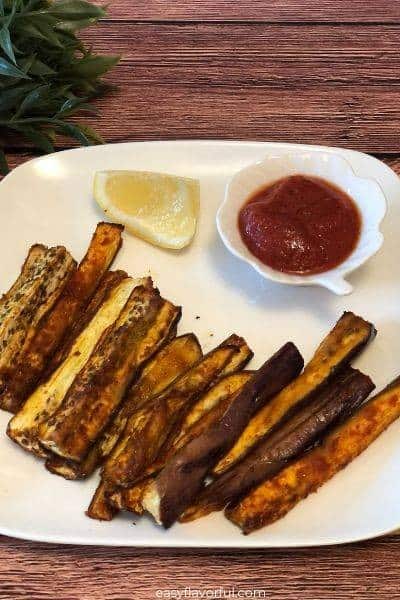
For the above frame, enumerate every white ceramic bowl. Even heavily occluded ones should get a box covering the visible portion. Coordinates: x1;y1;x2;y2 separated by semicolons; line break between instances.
216;152;387;295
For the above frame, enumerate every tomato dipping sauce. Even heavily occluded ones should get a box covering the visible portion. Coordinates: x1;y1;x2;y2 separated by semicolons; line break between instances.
238;175;361;275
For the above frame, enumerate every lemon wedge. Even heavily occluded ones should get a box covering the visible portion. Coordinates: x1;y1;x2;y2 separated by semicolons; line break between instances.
93;170;200;250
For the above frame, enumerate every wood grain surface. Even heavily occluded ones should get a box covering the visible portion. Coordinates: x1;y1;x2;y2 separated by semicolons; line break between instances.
2;2;400;599
5;20;400;153
78;23;400;152
102;1;400;23
1;534;400;600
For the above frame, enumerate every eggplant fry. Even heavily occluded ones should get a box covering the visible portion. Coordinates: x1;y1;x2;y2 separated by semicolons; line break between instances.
45;446;100;481
99;371;253;518
151;371;254;472
7;277;140;457
219;339;253;376
1;223;123;413
86;481;118;521
0;245;77;412
87;478;151;520
214;311;376;475
142;342;304;528
0;244;47;319
178;371;254;435
45;334;202;479
181;367;374;522
169;337;252;436
109;479;152;515
43;270;128;379
225;374;400;534
149;336;253;474
102;336;247;488
39;283;181;461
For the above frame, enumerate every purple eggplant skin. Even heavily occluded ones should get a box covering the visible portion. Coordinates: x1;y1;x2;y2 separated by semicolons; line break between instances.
148;341;304;528
181;367;375;522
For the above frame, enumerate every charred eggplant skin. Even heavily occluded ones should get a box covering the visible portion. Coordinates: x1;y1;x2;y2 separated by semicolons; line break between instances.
214;311;376;475
2;223;123;413
143;342;304;528
169;371;254;458
7;277;139;458
86;481;117;521
39;285;181;462
181;367;374;522
0;245;77;412
46;334;202;480
226;374;400;534
43;270;128;380
102;337;246;487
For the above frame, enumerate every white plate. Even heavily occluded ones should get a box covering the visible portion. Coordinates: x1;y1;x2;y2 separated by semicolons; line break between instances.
0;141;399;548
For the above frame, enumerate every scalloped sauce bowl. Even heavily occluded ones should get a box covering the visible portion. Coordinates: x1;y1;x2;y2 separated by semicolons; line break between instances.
216;152;387;295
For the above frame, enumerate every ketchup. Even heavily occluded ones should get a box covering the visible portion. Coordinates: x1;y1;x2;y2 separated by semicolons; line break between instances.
238;175;361;275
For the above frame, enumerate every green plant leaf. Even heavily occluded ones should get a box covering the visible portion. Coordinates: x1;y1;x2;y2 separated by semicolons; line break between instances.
0;0;118;170
0;56;30;78
16;15;63;47
46;1;106;20
55;95;81;114
16;20;48;40
3;0;20;28
64;54;119;78
16;126;55;153
26;57;56;76
14;83;51;117
34;19;63;47
77;123;104;144
0;148;9;175
0;81;37;112
0;26;16;63
54;120;91;145
56;16;97;31
22;0;45;12
19;53;36;75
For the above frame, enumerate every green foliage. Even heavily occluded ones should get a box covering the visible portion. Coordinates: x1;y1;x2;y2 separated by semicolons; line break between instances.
0;0;119;174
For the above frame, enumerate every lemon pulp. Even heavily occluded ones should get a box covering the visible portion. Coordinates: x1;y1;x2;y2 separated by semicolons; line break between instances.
94;170;200;250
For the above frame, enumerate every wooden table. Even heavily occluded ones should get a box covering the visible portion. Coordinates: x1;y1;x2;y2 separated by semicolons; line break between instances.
3;2;400;598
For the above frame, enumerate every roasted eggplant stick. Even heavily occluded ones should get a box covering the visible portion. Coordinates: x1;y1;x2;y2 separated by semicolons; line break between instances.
86;481;118;521
1;223;123;413
214;312;375;475
0;245;77;411
102;336;247;488
86;479;145;520
120;334;202;416
177;371;253;436
142;342;304;528
87;476;152;520
150;337;253;472
172;371;254;452
46;334;202;479
7;276;139;457
0;244;47;319
168;337;252;438
39;284;181;461
43;270;128;379
218;339;253;376
109;479;151;515
152;371;254;471
110;375;253;515
181;368;374;522
100;372;253;518
225;375;400;534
